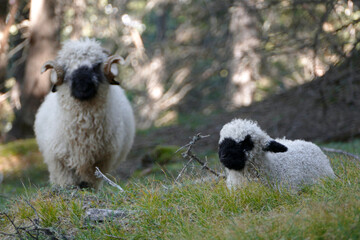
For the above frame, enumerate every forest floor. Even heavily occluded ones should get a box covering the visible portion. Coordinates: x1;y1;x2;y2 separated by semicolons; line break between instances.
0;122;360;239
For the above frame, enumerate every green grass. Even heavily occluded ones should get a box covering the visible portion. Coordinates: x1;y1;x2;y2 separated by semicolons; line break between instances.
0;139;48;208
0;139;360;239
0;138;39;157
321;138;360;154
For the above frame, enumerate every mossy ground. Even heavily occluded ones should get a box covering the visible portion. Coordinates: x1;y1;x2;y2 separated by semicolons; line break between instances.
0;138;359;239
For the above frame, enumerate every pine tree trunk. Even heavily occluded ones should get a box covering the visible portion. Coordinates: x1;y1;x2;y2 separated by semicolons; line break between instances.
226;1;260;108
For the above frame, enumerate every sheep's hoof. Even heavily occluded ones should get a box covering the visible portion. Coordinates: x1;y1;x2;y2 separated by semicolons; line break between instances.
78;181;90;189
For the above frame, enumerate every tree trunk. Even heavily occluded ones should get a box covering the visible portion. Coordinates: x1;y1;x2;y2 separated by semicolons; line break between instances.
0;0;18;91
7;0;60;140
155;4;170;42
226;1;260;108
0;0;9;87
70;0;86;40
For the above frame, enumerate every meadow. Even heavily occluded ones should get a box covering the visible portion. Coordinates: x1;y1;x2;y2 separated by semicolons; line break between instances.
0;138;359;239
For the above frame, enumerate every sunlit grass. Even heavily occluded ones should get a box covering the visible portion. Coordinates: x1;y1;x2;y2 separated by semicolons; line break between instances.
0;138;359;239
0;139;48;208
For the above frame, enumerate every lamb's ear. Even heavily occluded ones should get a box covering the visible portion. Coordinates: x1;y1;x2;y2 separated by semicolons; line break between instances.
263;140;287;153
242;134;254;151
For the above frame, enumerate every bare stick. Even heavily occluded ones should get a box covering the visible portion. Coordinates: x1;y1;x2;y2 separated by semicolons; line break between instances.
0;201;67;240
104;234;123;239
25;200;40;220
176;133;225;180
25;200;67;239
175;159;194;182
0;231;16;237
321;147;360;162
1;213;23;239
95;167;125;192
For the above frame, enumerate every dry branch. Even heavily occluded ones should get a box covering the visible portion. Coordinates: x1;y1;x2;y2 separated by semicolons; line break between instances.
0;200;67;240
94;167;124;192
321;147;360;162
176;133;225;181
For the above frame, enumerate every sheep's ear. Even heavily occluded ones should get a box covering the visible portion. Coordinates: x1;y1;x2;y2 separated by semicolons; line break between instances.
104;55;125;85
41;60;64;92
263;140;287;153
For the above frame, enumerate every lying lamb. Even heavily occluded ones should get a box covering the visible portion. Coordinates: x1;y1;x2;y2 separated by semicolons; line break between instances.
34;38;135;189
218;119;335;191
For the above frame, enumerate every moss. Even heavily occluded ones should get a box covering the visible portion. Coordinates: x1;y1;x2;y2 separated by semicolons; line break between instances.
150;145;181;165
0;138;39;157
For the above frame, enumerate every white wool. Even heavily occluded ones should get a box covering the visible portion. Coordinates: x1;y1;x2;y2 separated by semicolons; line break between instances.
219;119;271;145
225;168;255;189
34;39;135;189
264;138;335;190
220;118;335;191
56;38;107;72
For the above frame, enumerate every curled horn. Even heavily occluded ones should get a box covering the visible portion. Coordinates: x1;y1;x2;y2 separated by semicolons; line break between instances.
103;55;125;85
41;60;65;92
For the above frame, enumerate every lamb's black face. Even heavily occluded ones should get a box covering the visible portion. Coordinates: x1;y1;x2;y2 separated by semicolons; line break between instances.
70;63;103;101
218;135;254;171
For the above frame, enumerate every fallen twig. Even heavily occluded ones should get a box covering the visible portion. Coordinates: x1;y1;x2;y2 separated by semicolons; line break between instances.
1;212;23;239
175;158;194;182
26;200;67;239
0;231;15;237
0;206;67;240
95;167;125;192
176;133;225;181
104;234;123;239
321;147;360;162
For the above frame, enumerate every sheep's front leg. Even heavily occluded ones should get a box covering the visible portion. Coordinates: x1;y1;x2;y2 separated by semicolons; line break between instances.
47;159;80;187
72;160;111;190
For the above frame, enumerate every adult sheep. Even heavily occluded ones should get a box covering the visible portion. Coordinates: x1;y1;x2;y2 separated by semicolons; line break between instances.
34;38;135;189
218;118;335;191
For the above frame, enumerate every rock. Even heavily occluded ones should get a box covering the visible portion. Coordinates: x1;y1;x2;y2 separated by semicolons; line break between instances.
85;208;133;222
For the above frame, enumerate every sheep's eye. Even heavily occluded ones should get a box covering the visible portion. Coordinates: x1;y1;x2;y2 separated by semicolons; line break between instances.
92;62;102;71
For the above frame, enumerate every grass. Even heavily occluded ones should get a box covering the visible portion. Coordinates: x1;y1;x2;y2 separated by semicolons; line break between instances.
0;139;48;208
0;138;359;239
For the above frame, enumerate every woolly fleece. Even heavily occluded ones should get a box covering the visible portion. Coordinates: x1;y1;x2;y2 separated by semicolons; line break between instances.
34;39;135;189
219;119;335;191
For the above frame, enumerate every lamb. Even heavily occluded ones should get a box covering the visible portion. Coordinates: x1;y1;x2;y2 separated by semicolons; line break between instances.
34;38;135;189
218;118;335;191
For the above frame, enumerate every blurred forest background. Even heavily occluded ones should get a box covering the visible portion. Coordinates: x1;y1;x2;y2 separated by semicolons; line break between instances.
0;0;359;155
1;1;360;237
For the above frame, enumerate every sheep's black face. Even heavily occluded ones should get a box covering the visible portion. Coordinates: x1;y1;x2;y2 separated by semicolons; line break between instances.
70;63;103;101
218;135;254;171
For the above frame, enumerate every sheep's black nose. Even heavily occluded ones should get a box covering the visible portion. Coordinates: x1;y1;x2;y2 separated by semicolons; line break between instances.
219;138;249;171
70;66;100;100
78;181;90;189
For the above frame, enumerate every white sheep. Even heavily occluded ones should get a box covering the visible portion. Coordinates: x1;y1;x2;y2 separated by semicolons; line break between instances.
218;119;335;191
34;38;135;189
